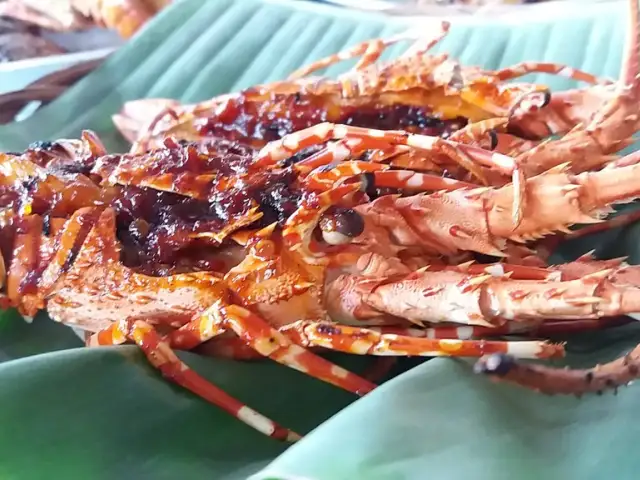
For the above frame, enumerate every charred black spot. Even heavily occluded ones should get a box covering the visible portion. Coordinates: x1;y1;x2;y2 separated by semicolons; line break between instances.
585;371;594;384
52;163;93;176
315;324;342;336
362;172;376;197
261;118;295;142
258;174;302;226
42;215;51;236
315;164;334;174
61;245;81;273
361;172;400;200
293;92;302;103
473;353;515;377
21;178;38;192
128;219;150;243
282;144;324;167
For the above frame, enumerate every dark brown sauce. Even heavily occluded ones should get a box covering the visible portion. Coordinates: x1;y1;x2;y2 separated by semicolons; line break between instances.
4;96;472;279
340;106;468;138
196;94;329;144
196;95;468;144
110;163;303;269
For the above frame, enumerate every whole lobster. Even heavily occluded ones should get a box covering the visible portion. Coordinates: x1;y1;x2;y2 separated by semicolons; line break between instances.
4;0;640;442
5;98;640;439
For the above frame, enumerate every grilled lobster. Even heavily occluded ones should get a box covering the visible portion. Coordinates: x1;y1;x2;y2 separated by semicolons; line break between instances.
5;93;640;438
3;0;640;441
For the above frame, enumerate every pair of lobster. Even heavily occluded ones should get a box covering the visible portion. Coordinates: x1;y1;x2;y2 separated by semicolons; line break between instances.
3;1;640;441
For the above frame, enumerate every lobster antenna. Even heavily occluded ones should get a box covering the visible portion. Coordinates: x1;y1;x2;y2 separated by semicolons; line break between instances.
620;0;640;86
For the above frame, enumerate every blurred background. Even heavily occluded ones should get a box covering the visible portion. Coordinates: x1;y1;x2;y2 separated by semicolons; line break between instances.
0;0;615;95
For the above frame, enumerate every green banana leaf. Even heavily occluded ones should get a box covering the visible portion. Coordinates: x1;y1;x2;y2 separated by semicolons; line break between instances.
0;0;637;478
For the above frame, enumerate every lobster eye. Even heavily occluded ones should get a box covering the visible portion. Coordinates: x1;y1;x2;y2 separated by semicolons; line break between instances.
319;207;364;245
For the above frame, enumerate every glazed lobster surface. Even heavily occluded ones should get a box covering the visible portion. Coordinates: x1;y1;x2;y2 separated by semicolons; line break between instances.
3;0;640;441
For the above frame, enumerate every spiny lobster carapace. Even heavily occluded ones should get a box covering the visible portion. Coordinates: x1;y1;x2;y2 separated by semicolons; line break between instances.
114;20;604;156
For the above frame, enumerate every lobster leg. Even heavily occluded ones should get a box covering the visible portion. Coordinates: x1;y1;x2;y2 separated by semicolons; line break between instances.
371;316;634;340
280;321;563;359
494;62;612;85
305;162;477;192
288;39;388;79
294;134;492;186
361;170;477;192
256;123;524;221
193;337;396;384
90;319;300;442
287;22;450;80
475;347;640;396
255;123;517;177
325;265;640;328
163;304;375;396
